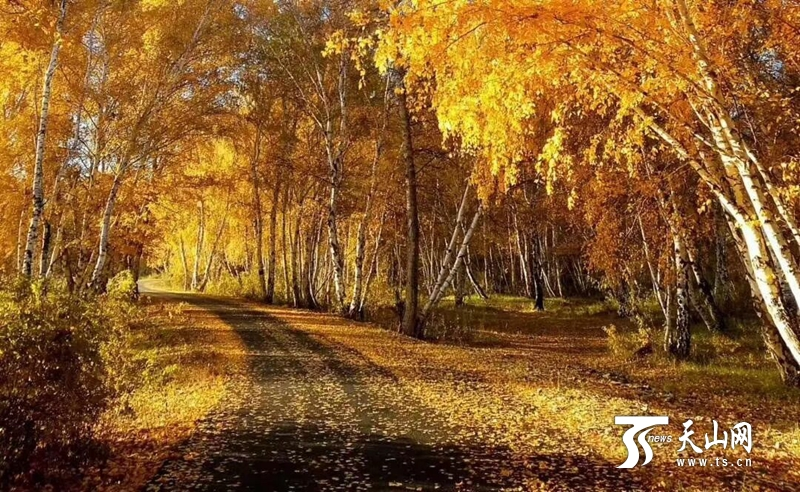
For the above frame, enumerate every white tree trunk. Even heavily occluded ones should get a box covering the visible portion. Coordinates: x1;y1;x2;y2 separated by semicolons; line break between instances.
327;153;347;311
360;209;387;313
738;220;800;364
638;214;667;318
250;124;267;299
427;185;471;307
89;171;124;290
44;218;64;278
21;0;68;277
665;234;691;359
348;141;381;316
421;206;483;320
199;203;228;292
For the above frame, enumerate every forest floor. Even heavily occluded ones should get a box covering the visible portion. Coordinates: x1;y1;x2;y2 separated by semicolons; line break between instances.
111;282;800;492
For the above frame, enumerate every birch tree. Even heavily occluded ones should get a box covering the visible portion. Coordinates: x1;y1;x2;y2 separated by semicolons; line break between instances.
21;0;68;278
378;0;800;382
86;0;227;290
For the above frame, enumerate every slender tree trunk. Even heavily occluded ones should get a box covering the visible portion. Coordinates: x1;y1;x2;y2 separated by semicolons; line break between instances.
396;77;422;338
360;209;387;315
428;186;470;308
191;200;205;291
488;245;498;291
420;207;483;324
89;170;125;291
305;213;323;310
507;215;517;293
281;188;290;302
198;204;228;292
44;219;63;278
266;179;280;303
532;236;545;311
16;207;25;272
552;227;564;297
132;243;143;296
250;124;267;300
665;234;691;359
512;209;531;297
421;229;434;295
179;236;190;291
326;158;347;312
454;265;466;307
684;244;726;332
22;0;68;278
458;204;489;300
349;215;370;314
638;214;668;317
714;208;729;303
464;254;489;299
38;222;52;278
291;212;302;307
671;231;716;333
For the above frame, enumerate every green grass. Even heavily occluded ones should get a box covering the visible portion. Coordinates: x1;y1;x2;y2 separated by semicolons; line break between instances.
292;285;796;401
598;315;800;403
423;293;797;401
442;294;616;316
661;364;798;399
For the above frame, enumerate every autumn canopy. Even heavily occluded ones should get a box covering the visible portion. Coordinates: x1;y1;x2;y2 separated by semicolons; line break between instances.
2;0;800;374
3;2;800;484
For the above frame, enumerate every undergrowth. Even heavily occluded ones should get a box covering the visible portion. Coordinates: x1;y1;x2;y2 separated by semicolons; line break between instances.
0;273;140;488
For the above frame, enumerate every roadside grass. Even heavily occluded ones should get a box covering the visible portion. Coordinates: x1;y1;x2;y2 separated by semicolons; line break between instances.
428;294;792;397
364;289;797;403
94;298;245;491
414;295;620;345
599;317;799;397
447;294;616;316
600;321;800;464
435;294;800;472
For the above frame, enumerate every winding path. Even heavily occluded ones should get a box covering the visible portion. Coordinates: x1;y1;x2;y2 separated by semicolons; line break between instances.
141;285;641;491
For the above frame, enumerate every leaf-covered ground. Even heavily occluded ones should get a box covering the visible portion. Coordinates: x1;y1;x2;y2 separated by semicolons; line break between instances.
138;291;800;491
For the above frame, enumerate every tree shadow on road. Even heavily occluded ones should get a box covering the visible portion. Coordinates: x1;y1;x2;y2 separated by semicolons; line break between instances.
151;419;645;491
146;293;646;491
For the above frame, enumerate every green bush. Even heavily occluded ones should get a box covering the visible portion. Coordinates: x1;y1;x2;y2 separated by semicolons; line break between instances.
107;269;138;300
603;324;653;360
424;313;476;343
0;281;133;486
204;272;253;298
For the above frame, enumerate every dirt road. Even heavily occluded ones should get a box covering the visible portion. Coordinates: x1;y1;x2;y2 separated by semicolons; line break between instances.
140;285;796;491
140;288;637;491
